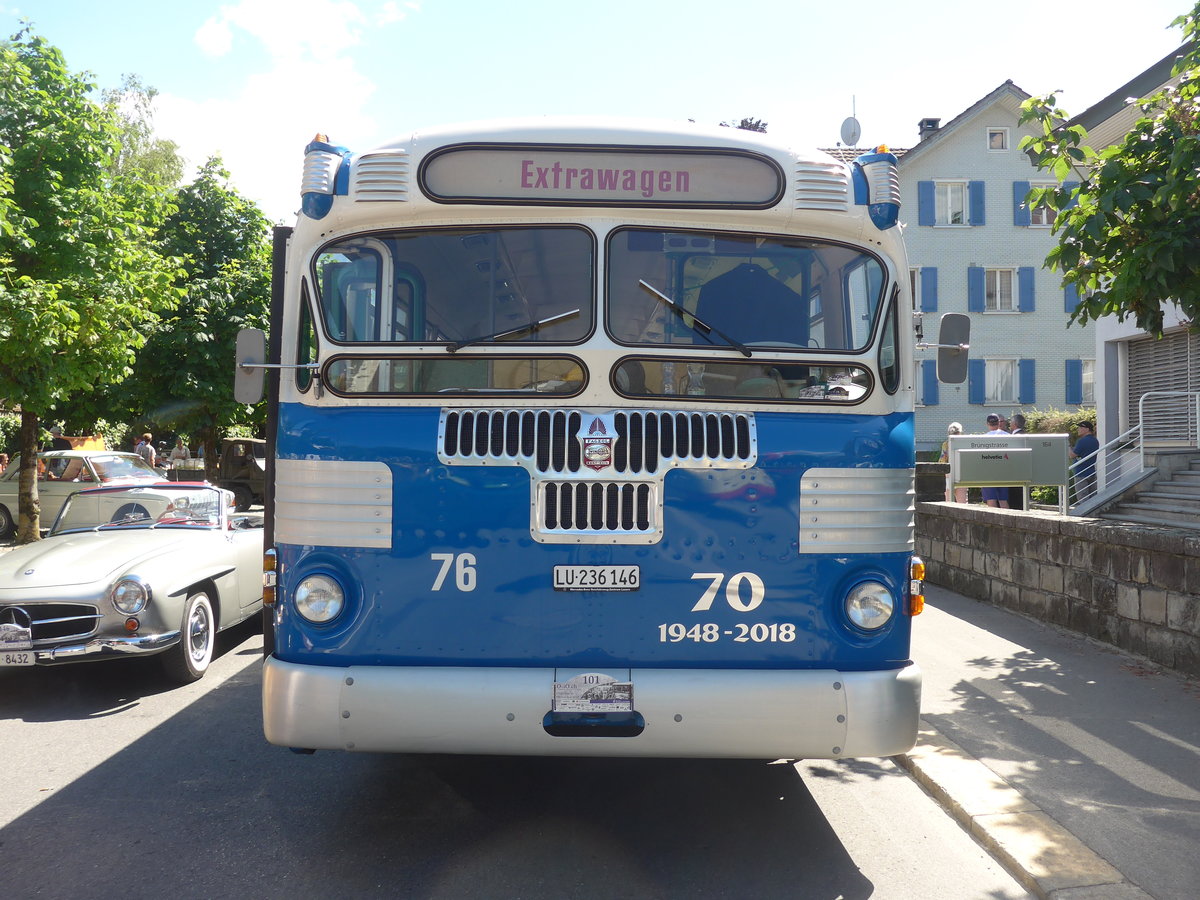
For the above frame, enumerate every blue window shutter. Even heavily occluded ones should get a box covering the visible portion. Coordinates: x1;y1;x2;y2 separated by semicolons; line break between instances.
969;180;986;225
968;266;985;312
918;181;935;226
968;359;986;404
1018;267;1036;311
1013;181;1031;226
1065;359;1083;405
920;267;938;312
922;359;939;405
1065;282;1080;313
1018;358;1036;404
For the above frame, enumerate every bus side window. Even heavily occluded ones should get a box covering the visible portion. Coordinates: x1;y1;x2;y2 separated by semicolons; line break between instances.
296;286;316;392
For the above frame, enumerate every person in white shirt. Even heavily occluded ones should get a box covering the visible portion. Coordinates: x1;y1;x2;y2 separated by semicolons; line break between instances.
981;414;1010;508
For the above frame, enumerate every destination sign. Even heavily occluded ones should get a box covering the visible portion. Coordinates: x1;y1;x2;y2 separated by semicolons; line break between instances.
420;145;784;208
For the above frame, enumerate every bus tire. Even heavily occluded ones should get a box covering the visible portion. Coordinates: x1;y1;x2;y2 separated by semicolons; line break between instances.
162;591;215;683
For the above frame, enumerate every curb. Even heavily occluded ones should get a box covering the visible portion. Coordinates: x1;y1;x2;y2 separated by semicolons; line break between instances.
896;721;1151;899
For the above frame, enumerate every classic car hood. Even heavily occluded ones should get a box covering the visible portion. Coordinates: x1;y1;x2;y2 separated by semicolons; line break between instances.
0;530;196;588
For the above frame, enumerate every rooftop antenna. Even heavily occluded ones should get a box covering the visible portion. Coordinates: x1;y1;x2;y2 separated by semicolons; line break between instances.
839;96;861;148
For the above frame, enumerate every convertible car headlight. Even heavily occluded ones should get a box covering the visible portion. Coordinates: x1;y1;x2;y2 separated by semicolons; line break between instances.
294;574;344;623
111;576;151;614
844;580;895;631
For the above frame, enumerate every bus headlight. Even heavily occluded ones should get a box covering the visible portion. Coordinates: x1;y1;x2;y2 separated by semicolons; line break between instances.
111;576;151;614
844;581;895;631
294;574;345;623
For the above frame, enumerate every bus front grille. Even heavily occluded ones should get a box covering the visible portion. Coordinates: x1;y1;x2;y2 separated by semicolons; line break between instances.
440;408;755;474
539;481;655;536
439;407;754;544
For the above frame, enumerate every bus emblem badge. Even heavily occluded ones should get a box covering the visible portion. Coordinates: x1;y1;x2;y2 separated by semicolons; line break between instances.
579;414;616;471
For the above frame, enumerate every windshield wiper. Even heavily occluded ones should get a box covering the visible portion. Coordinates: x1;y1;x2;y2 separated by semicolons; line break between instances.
446;309;581;353
638;280;751;357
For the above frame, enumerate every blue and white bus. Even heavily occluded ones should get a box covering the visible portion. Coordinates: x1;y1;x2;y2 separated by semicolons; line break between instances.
237;118;966;759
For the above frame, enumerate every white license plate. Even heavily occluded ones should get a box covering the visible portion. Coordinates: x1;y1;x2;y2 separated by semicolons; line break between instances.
553;565;640;591
1;650;35;667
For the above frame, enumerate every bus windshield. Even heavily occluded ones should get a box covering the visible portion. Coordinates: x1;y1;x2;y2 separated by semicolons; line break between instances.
607;228;885;352
313;226;594;345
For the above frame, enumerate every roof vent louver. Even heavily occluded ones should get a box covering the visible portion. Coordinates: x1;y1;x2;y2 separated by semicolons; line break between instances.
794;160;849;212
353;150;411;202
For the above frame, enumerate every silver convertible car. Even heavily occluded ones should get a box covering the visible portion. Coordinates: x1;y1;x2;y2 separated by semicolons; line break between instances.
0;483;264;683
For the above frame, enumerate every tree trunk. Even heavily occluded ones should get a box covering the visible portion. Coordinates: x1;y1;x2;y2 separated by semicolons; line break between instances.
201;425;219;483
16;410;42;544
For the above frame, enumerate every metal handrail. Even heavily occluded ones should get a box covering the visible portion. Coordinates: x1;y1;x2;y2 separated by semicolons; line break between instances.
1070;391;1200;512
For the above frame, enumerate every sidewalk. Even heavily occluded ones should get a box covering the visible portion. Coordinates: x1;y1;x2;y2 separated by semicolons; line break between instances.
902;584;1200;900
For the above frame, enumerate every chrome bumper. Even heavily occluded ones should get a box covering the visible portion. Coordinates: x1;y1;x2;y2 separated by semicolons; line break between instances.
35;631;182;662
263;658;921;759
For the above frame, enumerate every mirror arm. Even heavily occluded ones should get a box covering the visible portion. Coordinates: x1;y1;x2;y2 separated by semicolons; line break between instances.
916;341;970;351
238;362;321;371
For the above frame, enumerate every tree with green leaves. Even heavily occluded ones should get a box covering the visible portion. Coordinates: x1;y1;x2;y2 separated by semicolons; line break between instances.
721;117;768;132
103;74;185;192
129;157;272;478
1019;3;1200;337
0;28;182;541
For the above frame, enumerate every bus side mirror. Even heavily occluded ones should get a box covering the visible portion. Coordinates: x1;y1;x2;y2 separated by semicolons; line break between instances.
936;314;970;384
235;328;267;404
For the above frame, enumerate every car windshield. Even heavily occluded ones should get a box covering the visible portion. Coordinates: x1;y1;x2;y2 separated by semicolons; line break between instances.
89;455;160;482
52;486;228;534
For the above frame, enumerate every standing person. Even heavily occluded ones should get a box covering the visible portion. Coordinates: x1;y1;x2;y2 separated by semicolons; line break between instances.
0;452;8;474
1070;421;1100;502
1008;414;1027;510
939;422;968;502
981;413;1010;508
48;425;72;451
135;432;157;467
169;437;191;464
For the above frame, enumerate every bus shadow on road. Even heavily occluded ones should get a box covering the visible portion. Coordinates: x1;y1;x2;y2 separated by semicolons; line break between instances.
0;661;874;899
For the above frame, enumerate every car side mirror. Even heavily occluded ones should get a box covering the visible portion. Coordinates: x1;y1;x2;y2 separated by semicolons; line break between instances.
936;314;970;384
235;328;266;404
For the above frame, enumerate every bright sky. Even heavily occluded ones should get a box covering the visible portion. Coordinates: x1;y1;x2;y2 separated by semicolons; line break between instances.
2;0;1190;222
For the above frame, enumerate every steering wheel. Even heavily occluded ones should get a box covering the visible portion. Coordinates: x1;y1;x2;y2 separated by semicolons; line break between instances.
110;503;150;523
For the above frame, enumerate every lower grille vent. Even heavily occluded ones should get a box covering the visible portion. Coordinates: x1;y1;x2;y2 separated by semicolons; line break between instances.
542;481;654;534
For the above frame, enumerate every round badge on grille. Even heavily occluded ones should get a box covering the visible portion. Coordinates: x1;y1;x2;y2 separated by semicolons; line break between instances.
1;605;33;631
578;413;616;472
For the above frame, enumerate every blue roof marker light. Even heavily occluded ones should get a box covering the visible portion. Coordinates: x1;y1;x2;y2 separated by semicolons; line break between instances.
851;149;901;231
300;135;351;220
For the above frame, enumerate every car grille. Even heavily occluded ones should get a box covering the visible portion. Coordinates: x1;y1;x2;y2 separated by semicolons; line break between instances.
2;604;101;644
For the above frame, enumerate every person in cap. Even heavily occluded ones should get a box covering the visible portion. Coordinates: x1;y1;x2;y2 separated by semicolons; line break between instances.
981;414;1010;507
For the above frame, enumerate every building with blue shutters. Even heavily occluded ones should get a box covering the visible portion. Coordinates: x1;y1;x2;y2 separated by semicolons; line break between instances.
894;81;1095;452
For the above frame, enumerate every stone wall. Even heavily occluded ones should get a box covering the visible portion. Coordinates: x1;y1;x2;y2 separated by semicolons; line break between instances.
915;501;1200;676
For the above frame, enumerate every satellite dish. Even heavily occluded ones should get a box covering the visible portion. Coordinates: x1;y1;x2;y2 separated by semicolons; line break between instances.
840;116;861;147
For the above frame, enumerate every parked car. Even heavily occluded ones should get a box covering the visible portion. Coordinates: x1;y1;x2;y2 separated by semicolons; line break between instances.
0;483;264;683
0;450;161;538
216;438;267;511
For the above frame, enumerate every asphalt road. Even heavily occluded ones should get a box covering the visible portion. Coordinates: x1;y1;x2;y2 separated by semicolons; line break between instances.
0;624;1029;900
